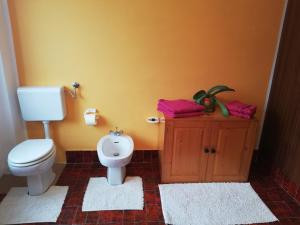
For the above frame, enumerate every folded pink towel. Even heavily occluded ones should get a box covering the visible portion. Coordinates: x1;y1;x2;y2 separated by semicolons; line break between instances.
229;111;253;119
157;105;203;118
158;99;204;114
226;101;256;115
162;111;203;118
157;105;179;114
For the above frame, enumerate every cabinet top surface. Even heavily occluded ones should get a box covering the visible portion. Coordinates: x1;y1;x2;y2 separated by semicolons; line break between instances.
159;111;258;122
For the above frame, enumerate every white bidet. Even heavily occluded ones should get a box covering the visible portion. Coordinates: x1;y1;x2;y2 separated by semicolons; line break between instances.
97;133;134;185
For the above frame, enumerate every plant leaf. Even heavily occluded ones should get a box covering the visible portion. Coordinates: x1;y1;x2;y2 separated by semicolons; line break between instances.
193;90;206;100
215;98;229;117
195;94;207;105
209;86;235;96
207;85;228;95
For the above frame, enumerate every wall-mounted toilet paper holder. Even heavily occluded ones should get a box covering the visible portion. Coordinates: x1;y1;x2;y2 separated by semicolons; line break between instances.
84;108;98;126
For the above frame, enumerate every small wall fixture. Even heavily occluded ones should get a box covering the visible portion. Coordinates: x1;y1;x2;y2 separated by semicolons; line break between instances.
68;82;80;98
146;116;160;124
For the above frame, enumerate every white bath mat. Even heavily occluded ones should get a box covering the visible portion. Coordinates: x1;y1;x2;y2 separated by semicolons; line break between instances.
0;186;68;224
82;176;143;211
159;182;277;225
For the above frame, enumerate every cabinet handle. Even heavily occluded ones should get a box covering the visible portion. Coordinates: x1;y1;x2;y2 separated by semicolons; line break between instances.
204;148;210;153
210;148;216;154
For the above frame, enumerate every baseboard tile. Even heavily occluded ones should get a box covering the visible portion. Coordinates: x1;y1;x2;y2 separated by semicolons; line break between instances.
65;150;159;164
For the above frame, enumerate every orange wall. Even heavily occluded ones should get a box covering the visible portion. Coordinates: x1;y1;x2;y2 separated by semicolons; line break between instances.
9;0;285;162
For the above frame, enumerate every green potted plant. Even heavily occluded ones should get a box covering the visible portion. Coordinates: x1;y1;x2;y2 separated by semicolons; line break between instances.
193;85;235;116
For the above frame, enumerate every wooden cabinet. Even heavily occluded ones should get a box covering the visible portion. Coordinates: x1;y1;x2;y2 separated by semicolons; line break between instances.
158;113;258;183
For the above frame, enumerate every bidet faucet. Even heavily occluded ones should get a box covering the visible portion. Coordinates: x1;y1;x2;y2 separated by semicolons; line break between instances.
109;127;123;136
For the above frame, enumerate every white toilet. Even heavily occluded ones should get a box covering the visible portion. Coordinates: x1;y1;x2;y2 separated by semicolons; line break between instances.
97;130;134;185
8;87;66;196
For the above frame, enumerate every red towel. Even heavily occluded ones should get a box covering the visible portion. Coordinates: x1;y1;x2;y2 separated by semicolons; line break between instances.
162;111;203;118
158;99;204;114
157;104;203;118
229;111;253;119
226;101;256;115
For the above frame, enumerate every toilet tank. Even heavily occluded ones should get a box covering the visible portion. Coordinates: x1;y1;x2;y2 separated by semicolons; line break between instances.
17;86;66;121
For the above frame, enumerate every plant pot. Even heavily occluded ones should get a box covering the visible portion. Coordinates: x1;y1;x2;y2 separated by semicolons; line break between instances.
204;104;216;113
204;98;216;113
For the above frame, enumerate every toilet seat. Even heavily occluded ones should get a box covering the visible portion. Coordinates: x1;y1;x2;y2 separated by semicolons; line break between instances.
8;139;55;167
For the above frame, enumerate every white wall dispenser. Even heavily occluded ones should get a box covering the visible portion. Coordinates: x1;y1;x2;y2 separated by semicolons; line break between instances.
84;108;98;126
146;116;160;124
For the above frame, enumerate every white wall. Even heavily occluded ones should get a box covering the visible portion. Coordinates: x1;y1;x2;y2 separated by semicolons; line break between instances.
0;0;26;177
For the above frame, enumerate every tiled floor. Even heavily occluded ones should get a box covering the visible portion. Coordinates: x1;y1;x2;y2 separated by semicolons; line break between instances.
0;156;299;225
248;166;300;225
0;164;65;194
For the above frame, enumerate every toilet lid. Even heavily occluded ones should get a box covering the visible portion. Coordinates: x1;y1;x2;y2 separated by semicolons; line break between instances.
8;139;54;164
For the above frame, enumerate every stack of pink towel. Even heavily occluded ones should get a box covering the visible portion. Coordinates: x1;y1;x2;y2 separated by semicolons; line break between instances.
226;101;256;119
157;99;205;118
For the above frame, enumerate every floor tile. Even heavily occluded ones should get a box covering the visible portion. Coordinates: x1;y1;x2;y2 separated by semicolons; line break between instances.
1;161;299;225
98;210;124;223
265;201;295;218
144;191;161;205
145;204;164;222
85;211;99;224
73;207;87;224
123;210;146;223
57;206;77;224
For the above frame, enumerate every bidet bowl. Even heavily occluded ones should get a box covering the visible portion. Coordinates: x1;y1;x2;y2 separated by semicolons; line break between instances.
97;134;134;168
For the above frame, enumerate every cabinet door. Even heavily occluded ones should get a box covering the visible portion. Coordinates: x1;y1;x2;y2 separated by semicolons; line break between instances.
206;121;257;182
163;121;211;182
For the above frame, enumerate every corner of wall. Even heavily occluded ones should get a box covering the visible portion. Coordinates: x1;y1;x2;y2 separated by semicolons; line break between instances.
256;0;288;150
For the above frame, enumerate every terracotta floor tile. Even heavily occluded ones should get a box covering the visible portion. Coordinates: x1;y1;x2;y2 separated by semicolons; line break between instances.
123;210;146;222
145;222;166;225
285;201;300;217
265;201;295;218
134;222;165;225
102;223;126;225
279;218;300;225
143;178;160;192
72;207;87;224
145;204;164;222
144;191;161;205
64;191;84;207
67;184;87;193
98;210;124;223
57;206;77;224
1;161;299;225
295;190;300;204
123;222;136;225
85;211;99;224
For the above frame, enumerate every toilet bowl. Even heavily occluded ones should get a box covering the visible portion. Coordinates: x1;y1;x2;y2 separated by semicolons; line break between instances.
97;134;134;185
7;87;66;196
8;139;56;196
